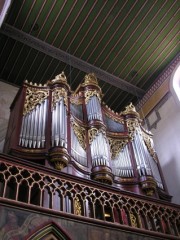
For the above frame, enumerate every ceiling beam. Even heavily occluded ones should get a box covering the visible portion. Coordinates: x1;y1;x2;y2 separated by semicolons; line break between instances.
1;24;145;97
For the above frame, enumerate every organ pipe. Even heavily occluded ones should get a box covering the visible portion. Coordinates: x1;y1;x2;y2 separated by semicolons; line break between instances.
51;97;67;148
19;99;47;149
112;144;134;178
90;132;110;167
86;95;103;121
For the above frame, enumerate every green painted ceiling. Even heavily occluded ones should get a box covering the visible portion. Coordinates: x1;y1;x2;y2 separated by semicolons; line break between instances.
0;0;179;111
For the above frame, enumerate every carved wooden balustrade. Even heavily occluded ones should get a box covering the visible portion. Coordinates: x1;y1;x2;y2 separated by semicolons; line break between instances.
0;154;179;239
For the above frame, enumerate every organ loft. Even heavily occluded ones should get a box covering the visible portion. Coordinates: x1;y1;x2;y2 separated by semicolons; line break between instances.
0;72;180;239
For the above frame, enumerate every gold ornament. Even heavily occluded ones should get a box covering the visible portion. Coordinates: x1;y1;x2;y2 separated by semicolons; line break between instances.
142;132;158;161
122;103;140;118
83;73;98;85
126;118;139;140
108;138;128;159
52;88;68;109
23;87;49;115
74;198;81;215
84;90;101;104
130;213;138;228
72;121;86;150
88;128;106;144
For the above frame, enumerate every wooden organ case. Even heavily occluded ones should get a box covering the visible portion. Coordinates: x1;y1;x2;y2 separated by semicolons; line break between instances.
4;72;170;200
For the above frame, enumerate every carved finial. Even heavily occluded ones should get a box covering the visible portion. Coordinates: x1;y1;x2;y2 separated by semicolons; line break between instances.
52;71;67;83
48;71;71;90
122;102;140;117
84;73;98;85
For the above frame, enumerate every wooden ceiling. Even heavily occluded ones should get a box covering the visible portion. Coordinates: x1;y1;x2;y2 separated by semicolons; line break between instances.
0;0;179;112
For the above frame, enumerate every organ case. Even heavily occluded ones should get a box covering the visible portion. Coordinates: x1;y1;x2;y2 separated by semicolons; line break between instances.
3;72;169;200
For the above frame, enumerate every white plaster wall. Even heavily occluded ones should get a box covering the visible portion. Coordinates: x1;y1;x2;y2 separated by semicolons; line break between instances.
0;81;18;152
150;96;180;204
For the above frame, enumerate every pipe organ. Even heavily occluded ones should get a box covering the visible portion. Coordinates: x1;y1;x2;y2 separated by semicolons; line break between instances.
4;72;168;199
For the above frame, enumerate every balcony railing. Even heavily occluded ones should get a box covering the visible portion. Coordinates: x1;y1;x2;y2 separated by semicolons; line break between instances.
0;153;179;239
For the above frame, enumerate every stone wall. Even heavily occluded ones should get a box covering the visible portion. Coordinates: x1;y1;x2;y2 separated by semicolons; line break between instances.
0;81;18;152
145;94;180;205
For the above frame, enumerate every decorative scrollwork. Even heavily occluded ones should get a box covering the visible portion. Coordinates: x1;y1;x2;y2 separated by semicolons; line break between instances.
108;138;128;159
122;103;140;118
85;90;101;104
126;118;139;140
23;87;49;115
74;198;81;215
88;128;106;144
130;213;138;228
84;73;98;85
52;88;68;109
72;121;86;150
142;132;157;161
88;128;98;144
51;71;67;83
70;97;83;105
48;72;71;91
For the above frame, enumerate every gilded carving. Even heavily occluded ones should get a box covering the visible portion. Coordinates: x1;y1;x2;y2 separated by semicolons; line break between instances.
72;121;86;150
85;90;101;104
142;132;157;161
51;71;67;84
146;189;154;196
52;88;68;109
83;73;98;85
130;213;138;228
122;103;140;118
126;118;139;140
74;198;81;215
108;138;128;159
70;97;83;105
88;128;99;144
88;128;106;144
23;87;49;115
54;161;66;171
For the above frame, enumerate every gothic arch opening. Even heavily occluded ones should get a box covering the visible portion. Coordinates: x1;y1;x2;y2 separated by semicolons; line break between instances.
26;221;72;240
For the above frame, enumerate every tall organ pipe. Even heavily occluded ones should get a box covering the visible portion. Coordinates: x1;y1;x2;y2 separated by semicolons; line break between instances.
51;97;67;148
19;99;47;149
87;95;103;121
112;144;134;178
90;133;110;167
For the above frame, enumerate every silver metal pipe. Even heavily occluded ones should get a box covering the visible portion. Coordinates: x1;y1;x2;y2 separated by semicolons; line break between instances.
91;97;94;120
54;102;58;146
37;102;43;148
57;100;60;144
60;99;63;146
23;114;29;146
41;99;47;148
28;109;35;148
24;112;31;147
33;104;39;148
64;106;67;148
